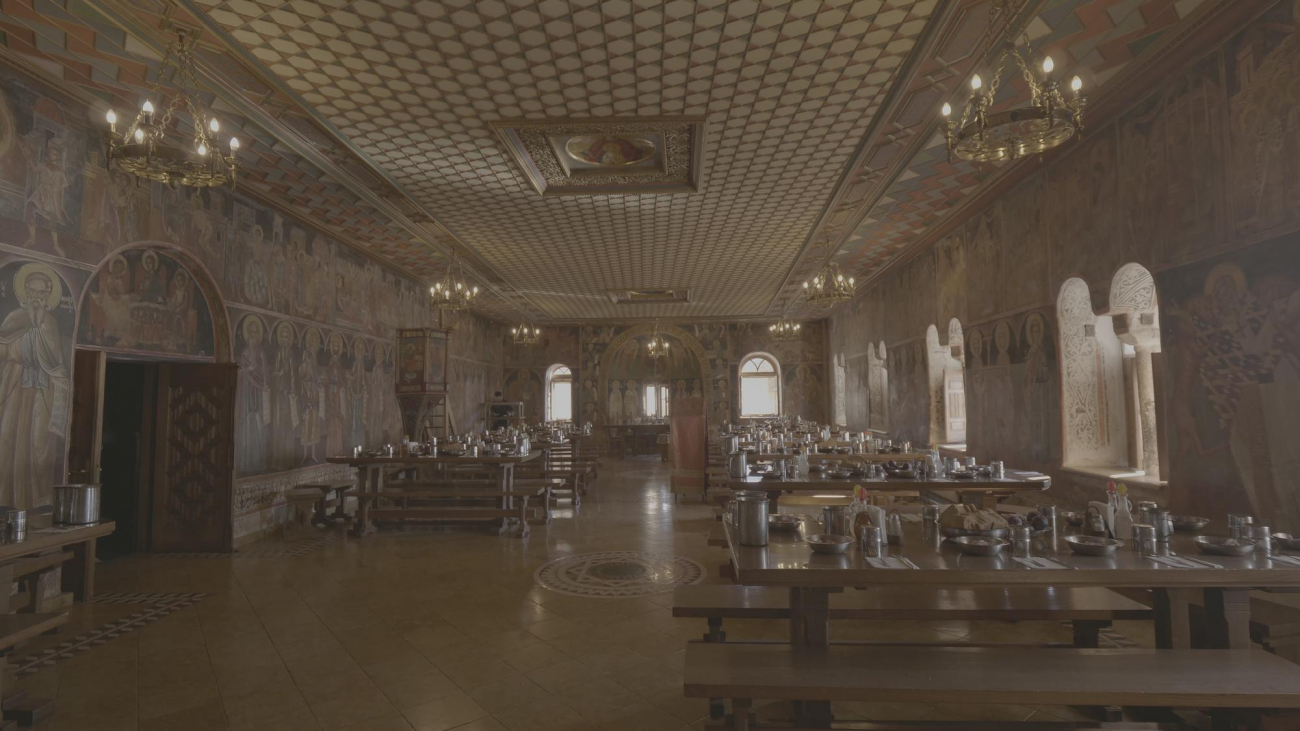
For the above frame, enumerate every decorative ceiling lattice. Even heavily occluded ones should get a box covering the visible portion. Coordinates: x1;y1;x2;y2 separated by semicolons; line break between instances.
777;0;1212;317
0;0;1224;322
192;0;939;320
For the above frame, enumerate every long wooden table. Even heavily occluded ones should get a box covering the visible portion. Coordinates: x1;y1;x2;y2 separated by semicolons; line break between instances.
0;522;116;603
720;513;1300;722
727;470;1050;509
327;452;539;535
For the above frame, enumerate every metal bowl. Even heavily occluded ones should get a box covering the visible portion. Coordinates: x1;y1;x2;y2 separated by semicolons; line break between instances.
829;469;853;480
1064;535;1123;556
1171;515;1211;532
941;526;1010;539
949;471;976;480
808;463;827;473
1192;535;1256;557
806;534;853;554
1061;510;1084;527
948;535;1009;557
835;446;853;454
769;514;802;531
886;469;917;479
1274;532;1300;551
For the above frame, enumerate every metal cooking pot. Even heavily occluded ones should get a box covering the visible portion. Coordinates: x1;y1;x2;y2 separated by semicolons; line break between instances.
54;484;101;525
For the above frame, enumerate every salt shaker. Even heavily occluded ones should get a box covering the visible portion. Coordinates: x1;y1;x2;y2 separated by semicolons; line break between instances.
1154;510;1174;543
859;524;883;558
1252;525;1272;556
1011;525;1033;558
1131;524;1157;555
886;511;904;546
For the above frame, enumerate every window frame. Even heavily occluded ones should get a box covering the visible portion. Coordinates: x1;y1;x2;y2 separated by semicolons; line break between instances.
738;353;782;418
545;364;573;422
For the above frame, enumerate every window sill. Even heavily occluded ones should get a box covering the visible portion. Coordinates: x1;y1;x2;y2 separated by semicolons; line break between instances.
1062;465;1167;489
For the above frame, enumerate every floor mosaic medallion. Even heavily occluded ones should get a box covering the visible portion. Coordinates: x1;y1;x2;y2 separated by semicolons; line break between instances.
534;551;705;598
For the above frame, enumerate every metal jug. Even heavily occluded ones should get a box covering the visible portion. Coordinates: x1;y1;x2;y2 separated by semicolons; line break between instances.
728;450;748;479
735;492;770;546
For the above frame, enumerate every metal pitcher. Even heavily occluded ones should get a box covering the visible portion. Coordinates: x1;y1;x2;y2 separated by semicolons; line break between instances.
728;450;748;479
735;492;770;546
822;505;850;536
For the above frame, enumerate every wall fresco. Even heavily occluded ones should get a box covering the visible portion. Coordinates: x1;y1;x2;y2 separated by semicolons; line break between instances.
0;257;81;509
828;2;1300;508
78;247;216;358
0;65;438;532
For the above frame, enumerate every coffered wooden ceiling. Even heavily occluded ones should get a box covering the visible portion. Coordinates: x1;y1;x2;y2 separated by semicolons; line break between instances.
0;0;1231;322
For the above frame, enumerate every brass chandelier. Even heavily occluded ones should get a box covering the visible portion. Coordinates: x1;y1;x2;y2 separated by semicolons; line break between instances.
105;30;239;188
769;318;802;342
430;255;478;313
803;261;855;306
645;323;670;361
511;322;540;346
940;0;1084;163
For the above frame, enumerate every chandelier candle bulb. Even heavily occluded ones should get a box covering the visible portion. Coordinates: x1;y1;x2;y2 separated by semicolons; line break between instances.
1042;56;1054;74
971;74;982;90
1071;76;1083;93
941;102;952;117
209;118;220;133
230;137;239;151
106;109;116;127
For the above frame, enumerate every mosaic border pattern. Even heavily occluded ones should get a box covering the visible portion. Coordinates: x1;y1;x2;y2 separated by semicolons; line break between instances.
534;551;705;599
13;592;208;675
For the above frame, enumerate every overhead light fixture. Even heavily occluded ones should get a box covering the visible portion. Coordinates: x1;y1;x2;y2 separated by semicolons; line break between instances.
769;318;803;342
803;261;855;307
646;322;670;361
511;322;540;346
430;254;479;313
104;30;239;188
940;0;1085;163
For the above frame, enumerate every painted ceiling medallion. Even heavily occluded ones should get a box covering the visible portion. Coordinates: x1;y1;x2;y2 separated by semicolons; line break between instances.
491;117;705;196
564;136;657;166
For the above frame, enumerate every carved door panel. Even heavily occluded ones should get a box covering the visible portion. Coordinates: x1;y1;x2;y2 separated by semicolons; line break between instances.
150;363;237;552
67;349;107;483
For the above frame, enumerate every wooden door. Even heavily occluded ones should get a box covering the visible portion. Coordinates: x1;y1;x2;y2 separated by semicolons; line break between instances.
66;349;107;483
150;363;237;552
944;370;967;443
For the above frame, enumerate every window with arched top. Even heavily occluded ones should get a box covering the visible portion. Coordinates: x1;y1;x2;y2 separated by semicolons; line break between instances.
739;354;781;418
545;364;573;422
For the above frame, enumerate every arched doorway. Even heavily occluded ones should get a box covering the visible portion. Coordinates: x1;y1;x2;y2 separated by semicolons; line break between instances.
69;243;237;555
597;323;711;456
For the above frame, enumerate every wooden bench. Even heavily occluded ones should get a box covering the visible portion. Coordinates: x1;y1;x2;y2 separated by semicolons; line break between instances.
299;481;354;526
0;612;67;727
673;585;1153;648
683;643;1300;730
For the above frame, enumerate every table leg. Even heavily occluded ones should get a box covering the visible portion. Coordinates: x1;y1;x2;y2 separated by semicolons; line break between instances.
980;492;997;510
61;539;96;602
1204;587;1252;650
497;464;512;535
314;489;331;526
330;487;348;520
789;587;833;726
351;467;373;536
1153;588;1195;649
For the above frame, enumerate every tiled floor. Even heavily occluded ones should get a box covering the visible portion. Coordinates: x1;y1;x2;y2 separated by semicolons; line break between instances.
17;457;1153;730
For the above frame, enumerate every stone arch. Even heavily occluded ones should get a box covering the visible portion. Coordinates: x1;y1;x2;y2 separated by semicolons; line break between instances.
75;241;231;362
597;323;711;424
